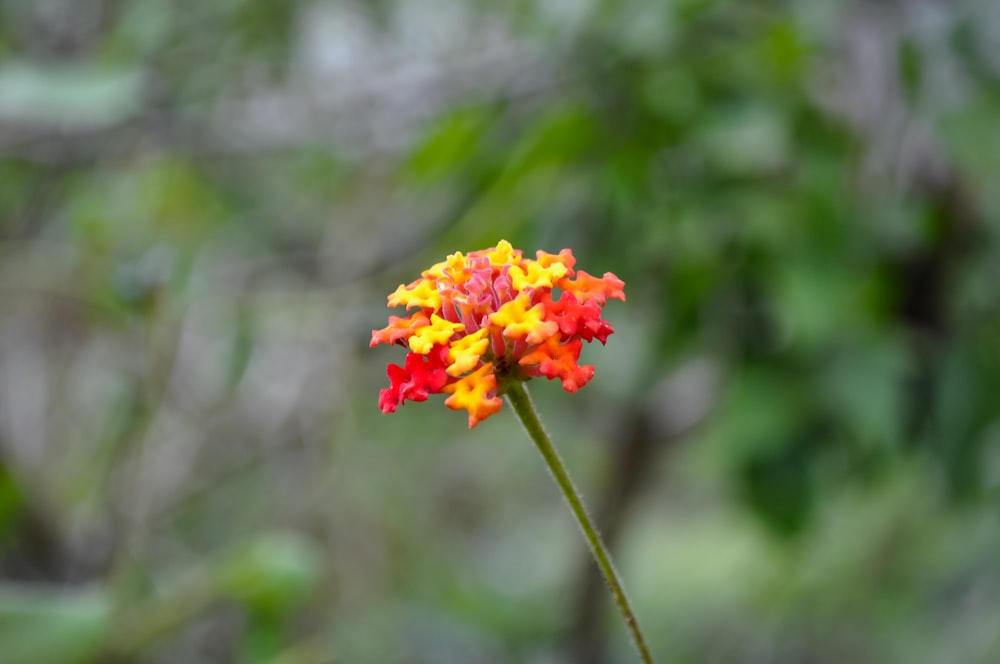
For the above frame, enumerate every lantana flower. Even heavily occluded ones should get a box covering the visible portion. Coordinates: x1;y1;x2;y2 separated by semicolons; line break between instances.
370;240;625;427
371;241;652;661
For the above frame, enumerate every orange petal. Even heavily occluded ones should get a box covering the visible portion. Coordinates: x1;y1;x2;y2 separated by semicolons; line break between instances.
558;270;625;304
370;313;430;347
519;337;594;392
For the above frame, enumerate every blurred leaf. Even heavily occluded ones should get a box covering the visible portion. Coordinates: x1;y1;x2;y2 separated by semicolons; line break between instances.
708;368;811;461
113;0;174;56
698;105;791;176
897;36;923;102
0;62;141;129
939;96;1000;217
241;616;285;664
0;466;22;539
232;0;297;67
819;334;909;452
768;259;876;351
760;19;809;83
225;301;255;393
930;333;1000;499
704;368;820;534
66;157;228;253
641;67;701;123
495;103;594;191
0;585;109;664
221;532;323;615
407;108;491;182
435;581;554;646
737;435;817;535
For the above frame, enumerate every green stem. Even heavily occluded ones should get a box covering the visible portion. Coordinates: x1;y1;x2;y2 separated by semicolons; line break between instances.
505;382;654;664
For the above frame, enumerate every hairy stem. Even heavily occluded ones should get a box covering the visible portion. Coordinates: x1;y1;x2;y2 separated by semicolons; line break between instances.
505;382;653;663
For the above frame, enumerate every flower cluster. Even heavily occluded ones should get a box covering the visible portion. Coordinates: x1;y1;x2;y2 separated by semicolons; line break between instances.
371;240;625;427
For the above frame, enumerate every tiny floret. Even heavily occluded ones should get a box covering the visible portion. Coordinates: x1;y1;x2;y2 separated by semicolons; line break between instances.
371;240;624;428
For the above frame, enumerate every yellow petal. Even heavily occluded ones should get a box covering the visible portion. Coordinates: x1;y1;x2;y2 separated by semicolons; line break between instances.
446;328;490;376
388;279;442;311
509;260;567;292
443;364;503;428
408;314;464;354
489;295;558;345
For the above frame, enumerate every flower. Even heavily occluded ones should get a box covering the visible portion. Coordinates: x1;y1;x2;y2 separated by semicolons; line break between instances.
371;240;625;427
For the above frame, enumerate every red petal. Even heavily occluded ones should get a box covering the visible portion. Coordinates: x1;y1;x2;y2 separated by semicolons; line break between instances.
378;346;451;413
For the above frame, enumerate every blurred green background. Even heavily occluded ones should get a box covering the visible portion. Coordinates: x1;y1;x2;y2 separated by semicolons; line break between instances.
1;0;999;662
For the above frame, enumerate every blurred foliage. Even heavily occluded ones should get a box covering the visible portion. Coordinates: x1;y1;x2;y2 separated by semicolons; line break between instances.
0;0;999;662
